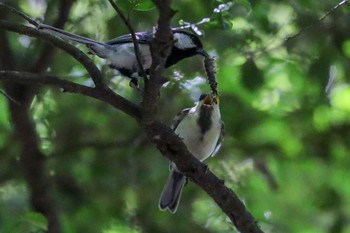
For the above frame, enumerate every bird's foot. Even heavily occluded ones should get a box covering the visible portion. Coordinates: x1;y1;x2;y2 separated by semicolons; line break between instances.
129;78;141;91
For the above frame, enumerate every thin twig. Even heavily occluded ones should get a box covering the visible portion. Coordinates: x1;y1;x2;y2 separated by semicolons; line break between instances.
0;89;20;105
250;0;349;58
172;18;210;36
284;0;349;42
107;0;146;79
0;3;39;26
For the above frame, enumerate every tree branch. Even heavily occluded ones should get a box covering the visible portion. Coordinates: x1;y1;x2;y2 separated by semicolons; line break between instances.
145;120;264;233
140;0;176;125
0;71;141;120
0;19;105;88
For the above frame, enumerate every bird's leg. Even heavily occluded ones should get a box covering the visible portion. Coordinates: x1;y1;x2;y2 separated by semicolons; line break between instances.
115;67;140;91
129;78;139;90
129;73;141;91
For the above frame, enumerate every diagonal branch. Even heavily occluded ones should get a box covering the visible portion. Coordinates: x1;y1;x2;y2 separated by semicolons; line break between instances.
0;89;20;105
284;0;349;42
146;120;264;233
252;0;350;57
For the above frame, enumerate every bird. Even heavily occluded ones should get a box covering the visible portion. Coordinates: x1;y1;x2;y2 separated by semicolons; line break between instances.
37;24;209;88
159;93;224;213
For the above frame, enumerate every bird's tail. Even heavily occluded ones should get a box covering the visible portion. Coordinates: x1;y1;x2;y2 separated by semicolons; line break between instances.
38;24;104;46
159;169;186;213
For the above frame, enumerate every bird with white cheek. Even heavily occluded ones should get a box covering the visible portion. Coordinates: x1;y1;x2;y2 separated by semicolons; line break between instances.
38;24;208;88
159;94;224;213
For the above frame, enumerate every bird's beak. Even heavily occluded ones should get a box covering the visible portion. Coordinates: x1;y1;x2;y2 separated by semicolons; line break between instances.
203;95;213;106
197;48;209;57
214;95;220;105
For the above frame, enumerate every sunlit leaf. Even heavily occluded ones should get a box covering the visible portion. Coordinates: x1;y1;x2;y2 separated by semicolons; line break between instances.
342;40;350;58
22;212;48;231
330;85;350;112
133;0;155;11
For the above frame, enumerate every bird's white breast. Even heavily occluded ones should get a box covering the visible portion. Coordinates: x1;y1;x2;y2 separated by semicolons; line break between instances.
175;110;221;161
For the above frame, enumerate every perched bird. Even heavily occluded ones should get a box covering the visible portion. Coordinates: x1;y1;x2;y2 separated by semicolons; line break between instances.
38;24;208;87
159;94;224;213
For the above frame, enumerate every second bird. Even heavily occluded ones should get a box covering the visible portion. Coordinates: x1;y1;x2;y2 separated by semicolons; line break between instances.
159;94;224;213
38;24;208;87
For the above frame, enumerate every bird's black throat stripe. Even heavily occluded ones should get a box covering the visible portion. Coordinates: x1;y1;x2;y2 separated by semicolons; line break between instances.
197;107;212;139
166;47;199;68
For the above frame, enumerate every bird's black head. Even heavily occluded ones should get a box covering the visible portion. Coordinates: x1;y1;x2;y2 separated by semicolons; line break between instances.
165;30;208;68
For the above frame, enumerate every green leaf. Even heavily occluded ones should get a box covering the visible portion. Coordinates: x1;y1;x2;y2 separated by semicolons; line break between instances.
22;212;48;231
115;0;134;12
133;0;155;11
342;40;350;58
330;85;350;112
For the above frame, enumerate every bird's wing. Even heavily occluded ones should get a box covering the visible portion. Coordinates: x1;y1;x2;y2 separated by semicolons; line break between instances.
211;121;225;157
171;108;190;131
105;31;153;45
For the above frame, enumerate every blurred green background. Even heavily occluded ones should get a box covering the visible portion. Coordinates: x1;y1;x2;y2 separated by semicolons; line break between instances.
1;0;350;232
